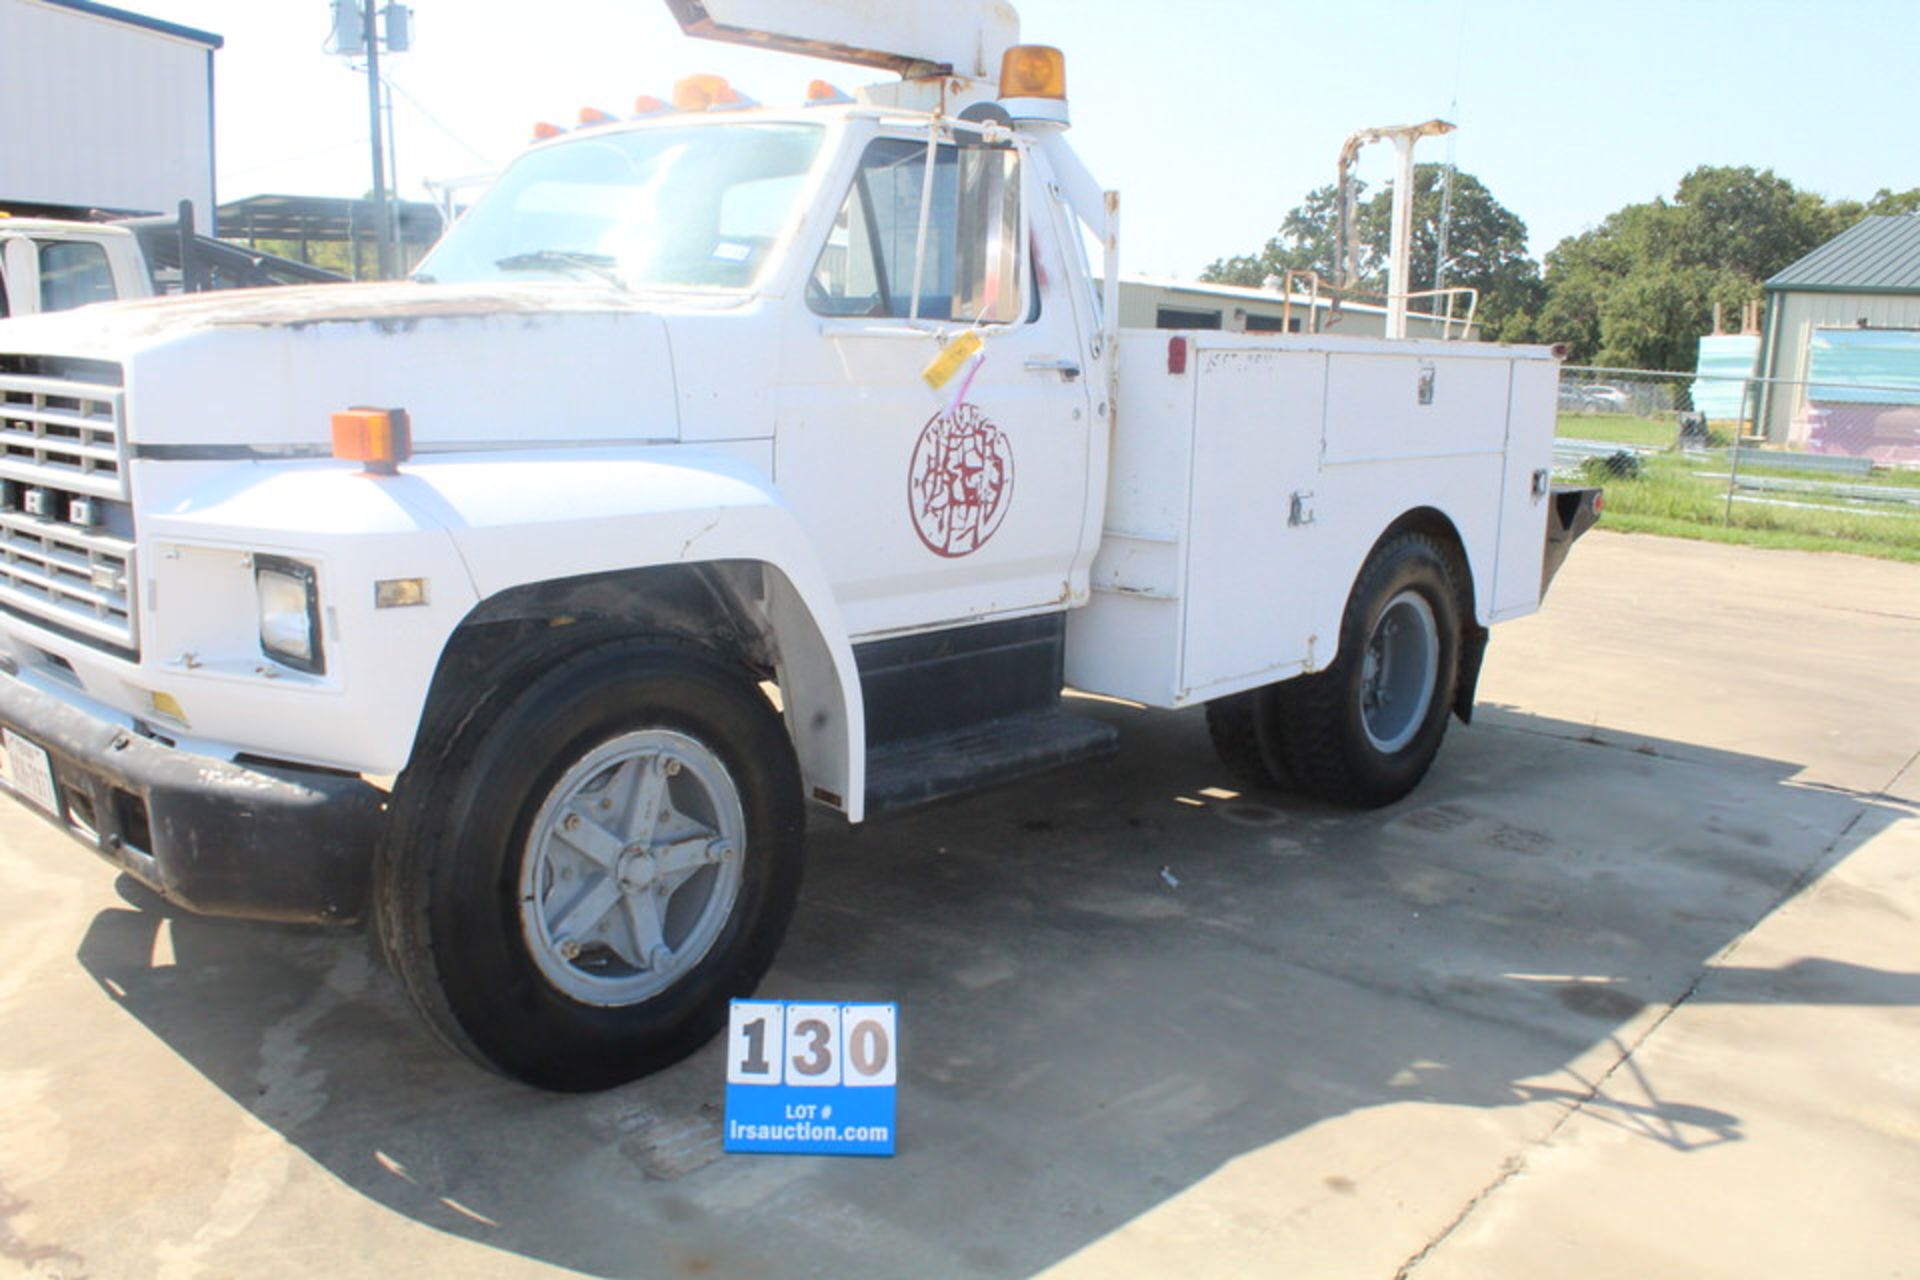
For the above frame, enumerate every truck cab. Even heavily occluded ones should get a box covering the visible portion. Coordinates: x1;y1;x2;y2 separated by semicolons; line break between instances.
0;0;1596;1091
0;219;152;317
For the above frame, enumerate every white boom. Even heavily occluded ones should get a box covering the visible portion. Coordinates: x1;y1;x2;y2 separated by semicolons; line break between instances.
664;0;1020;79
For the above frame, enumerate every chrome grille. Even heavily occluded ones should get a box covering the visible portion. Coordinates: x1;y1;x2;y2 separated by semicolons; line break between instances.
0;370;125;499
0;361;136;651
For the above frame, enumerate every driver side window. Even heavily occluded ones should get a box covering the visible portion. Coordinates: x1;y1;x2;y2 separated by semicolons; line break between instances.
809;136;1024;324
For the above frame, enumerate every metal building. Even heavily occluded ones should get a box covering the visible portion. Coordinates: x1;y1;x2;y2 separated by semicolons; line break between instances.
0;0;222;224
1119;277;1479;341
1756;215;1920;453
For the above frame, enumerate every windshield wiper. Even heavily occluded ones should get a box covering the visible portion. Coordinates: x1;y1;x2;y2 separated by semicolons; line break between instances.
494;250;626;290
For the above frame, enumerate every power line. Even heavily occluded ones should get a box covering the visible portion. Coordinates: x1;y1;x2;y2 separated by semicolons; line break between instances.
381;73;501;171
225;138;369;181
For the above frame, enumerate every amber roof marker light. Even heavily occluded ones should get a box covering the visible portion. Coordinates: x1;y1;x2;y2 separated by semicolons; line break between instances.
672;73;758;112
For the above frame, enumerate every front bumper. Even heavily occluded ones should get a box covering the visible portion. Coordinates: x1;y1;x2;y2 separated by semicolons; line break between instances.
0;671;384;923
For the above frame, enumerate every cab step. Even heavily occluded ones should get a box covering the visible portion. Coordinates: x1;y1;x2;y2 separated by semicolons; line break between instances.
864;705;1118;815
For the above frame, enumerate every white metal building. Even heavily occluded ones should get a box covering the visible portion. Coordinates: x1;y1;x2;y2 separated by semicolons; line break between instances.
0;0;221;224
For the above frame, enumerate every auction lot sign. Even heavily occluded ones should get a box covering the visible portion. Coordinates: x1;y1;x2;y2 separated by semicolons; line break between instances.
724;1001;898;1156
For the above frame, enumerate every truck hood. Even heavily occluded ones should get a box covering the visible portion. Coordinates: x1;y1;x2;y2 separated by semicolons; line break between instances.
0;280;704;349
0;281;719;451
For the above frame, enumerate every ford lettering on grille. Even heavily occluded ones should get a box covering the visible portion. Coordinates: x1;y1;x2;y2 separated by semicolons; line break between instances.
0;359;136;653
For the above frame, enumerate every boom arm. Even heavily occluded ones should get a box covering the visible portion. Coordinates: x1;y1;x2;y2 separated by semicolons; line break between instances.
663;0;1020;79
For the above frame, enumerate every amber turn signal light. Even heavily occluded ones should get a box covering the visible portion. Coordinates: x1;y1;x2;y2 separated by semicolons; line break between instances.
332;407;412;476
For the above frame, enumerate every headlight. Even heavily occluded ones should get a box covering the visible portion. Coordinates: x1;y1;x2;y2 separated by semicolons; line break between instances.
254;555;324;674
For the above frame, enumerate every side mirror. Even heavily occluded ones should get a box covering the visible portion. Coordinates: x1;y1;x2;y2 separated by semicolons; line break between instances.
952;146;1021;325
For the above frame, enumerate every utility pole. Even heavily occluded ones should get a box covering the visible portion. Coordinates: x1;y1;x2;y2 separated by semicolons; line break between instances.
363;0;393;279
332;2;411;279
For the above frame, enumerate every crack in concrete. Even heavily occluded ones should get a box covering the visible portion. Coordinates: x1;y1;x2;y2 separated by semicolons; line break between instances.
1490;720;1920;813
1392;1153;1526;1280
1390;995;1701;1279
1483;717;1692;763
1813;603;1920;624
1883;745;1920;798
1394;781;1890;1277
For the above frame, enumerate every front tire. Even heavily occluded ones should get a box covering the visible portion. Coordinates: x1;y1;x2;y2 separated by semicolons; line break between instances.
376;639;804;1092
1265;533;1463;807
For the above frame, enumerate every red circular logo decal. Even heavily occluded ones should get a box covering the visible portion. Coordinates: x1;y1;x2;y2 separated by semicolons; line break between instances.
907;403;1015;558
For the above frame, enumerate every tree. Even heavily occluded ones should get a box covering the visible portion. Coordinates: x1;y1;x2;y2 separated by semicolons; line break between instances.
1670;166;1841;281
1865;186;1920;216
1203;181;1350;287
1201;165;1544;336
1205;161;1910;370
1825;186;1920;225
1537;165;1846;369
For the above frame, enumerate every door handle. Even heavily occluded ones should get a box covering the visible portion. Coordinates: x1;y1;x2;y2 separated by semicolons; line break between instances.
1024;357;1082;381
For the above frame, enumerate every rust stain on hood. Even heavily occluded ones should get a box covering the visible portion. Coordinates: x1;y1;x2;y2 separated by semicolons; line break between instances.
101;281;648;337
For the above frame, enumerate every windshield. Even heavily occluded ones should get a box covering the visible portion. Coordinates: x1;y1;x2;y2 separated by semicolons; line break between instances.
417;123;825;292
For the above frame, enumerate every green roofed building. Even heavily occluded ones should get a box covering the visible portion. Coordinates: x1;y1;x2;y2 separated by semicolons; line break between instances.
1755;215;1920;462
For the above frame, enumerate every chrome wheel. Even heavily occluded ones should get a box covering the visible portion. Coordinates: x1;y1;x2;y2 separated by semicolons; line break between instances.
1359;589;1439;755
519;729;745;1007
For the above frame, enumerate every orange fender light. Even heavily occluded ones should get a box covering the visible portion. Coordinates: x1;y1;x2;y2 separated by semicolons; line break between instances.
332;408;412;475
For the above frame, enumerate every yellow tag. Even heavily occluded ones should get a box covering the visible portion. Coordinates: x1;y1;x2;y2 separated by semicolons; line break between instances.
921;330;984;391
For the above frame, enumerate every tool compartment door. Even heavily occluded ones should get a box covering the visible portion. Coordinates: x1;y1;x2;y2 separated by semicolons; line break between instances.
1491;356;1557;618
1322;351;1512;464
1179;346;1327;696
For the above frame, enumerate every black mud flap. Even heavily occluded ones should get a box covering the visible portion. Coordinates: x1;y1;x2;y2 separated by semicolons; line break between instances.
1452;623;1488;725
1542;485;1603;597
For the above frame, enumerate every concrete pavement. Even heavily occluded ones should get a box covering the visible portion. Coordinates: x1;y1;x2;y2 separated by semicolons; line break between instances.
1;529;1916;1278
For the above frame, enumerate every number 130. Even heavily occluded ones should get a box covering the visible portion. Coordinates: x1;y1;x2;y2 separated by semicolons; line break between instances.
726;1002;897;1088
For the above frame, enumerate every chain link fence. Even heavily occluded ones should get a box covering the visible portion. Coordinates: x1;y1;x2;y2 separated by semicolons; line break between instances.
1554;365;1920;560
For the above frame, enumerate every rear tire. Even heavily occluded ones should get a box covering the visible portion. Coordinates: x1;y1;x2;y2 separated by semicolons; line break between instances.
1205;691;1291;790
376;639;804;1092
1265;533;1462;807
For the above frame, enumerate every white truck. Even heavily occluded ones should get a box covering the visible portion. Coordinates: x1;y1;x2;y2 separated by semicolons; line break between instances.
0;206;343;316
0;218;154;316
0;0;1598;1090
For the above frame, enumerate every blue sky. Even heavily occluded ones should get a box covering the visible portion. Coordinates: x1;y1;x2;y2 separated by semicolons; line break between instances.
127;0;1915;277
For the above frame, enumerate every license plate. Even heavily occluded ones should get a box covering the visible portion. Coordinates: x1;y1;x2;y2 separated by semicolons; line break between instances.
0;728;58;814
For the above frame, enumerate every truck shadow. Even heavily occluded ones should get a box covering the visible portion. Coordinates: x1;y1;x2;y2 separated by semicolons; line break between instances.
73;700;1913;1278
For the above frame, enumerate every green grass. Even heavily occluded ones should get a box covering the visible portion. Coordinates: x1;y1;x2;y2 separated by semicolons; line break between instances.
1556;411;1675;448
1589;451;1920;563
1598;513;1920;563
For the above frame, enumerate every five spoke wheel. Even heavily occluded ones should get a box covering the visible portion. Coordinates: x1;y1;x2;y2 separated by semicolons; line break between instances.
521;730;746;1006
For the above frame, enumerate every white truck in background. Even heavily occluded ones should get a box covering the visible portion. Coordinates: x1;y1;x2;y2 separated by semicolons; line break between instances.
0;205;342;317
0;217;153;317
0;0;1598;1090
